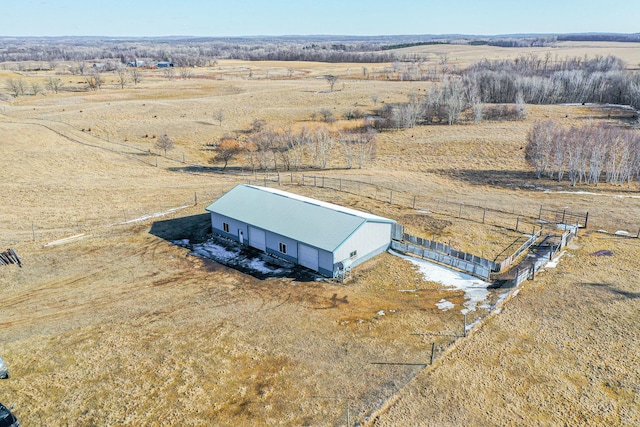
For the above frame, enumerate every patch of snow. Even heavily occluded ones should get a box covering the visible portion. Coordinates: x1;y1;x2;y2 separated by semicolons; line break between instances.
557;224;578;233
546;250;568;268
465;318;483;332
192;242;239;261
120;205;191;225
435;299;455;311
545;191;640;199
614;230;630;236
399;289;417;292
390;250;490;314
171;239;190;246
493;307;503;315
247;258;284;274
417;209;432;214
513;289;521;297
377;310;385;316
45;233;89;247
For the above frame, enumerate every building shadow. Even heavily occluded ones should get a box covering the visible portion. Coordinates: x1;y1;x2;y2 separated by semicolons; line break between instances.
150;214;320;282
149;213;212;244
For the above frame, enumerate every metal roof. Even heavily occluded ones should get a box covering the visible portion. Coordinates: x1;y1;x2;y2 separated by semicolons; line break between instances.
206;185;395;252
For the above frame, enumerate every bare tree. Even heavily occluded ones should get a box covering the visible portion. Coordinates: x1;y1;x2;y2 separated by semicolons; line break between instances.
210;136;242;170
163;67;176;80
85;70;103;91
6;78;25;97
525;120;555;179
313;127;335;169
130;68;142;85
371;94;379;106
46;77;64;94
319;108;336;123
31;82;44;96
179;67;193;80
325;74;339;92
155;134;175;156
214;109;225;126
117;66;128;89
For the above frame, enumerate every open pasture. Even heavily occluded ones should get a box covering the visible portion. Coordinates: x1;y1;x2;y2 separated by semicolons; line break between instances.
1;41;639;425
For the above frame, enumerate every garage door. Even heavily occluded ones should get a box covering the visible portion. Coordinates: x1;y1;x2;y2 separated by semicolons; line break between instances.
298;244;319;271
249;227;266;252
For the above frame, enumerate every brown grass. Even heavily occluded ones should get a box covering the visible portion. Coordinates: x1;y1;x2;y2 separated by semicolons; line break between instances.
1;42;639;425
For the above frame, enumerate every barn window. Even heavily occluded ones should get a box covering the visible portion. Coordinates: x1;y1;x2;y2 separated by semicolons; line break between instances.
279;242;287;254
223;222;229;233
350;250;357;258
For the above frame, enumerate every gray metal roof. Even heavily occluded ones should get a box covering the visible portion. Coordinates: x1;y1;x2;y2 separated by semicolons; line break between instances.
206;185;395;252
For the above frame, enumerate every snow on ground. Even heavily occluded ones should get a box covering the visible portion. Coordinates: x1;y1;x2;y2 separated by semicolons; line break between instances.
192;242;240;261
435;299;455;311
390;250;490;314
545;251;566;268
45;233;89;247
188;238;299;277
542;190;640;199
120;205;192;225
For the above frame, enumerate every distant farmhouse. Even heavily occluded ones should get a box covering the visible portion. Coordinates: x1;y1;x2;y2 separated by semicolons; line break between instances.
156;61;174;68
127;59;146;67
205;185;396;278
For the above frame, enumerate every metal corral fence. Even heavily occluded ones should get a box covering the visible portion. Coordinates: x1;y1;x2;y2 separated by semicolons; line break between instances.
539;206;589;228
391;224;497;280
510;227;578;286
493;230;543;272
391;240;493;280
300;175;542;232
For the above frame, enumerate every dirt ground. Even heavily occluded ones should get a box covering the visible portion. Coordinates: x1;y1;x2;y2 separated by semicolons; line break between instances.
1;41;639;426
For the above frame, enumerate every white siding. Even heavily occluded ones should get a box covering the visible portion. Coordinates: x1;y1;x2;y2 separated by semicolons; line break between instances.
334;222;392;264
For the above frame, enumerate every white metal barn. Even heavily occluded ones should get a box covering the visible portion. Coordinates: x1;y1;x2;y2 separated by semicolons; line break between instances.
205;185;396;277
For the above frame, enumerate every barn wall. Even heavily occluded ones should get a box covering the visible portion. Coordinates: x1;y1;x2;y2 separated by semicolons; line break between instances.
334;221;393;266
265;231;298;264
210;212;248;243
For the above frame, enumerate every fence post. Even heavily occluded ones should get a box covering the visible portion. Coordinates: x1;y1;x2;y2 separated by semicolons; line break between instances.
430;342;436;364
413;195;416;209
562;210;566;224
458;204;462;218
584;212;589;228
302;174;305;186
314;176;317;187
390;190;393;204
339;178;342;191
463;314;467;337
194;191;198;206
516;217;520;231
483;208;486;224
539;205;543;220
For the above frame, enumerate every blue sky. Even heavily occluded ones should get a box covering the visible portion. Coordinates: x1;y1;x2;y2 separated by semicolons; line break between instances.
4;0;638;37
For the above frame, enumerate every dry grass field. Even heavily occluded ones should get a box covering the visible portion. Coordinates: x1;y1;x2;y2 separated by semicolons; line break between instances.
1;41;639;426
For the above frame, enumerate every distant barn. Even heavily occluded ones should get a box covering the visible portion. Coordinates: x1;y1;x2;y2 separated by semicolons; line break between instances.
205;185;396;277
157;61;174;68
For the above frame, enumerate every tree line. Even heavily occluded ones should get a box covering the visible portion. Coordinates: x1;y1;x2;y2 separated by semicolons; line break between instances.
526;120;640;187
371;53;640;129
208;124;377;172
